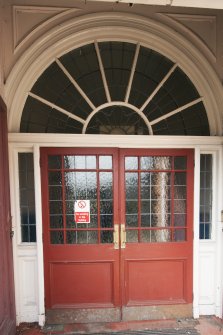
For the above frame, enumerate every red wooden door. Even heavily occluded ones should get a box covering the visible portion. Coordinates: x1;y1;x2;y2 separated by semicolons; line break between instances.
41;147;193;321
0;98;16;335
119;149;193;317
41;148;121;317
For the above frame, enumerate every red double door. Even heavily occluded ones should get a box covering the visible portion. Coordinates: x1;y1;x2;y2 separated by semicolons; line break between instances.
41;148;193;321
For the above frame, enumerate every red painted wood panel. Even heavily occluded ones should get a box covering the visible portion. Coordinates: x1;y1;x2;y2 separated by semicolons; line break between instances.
0;97;16;335
50;261;115;307
126;259;185;304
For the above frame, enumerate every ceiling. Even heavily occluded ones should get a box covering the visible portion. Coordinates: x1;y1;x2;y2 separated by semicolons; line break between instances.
87;0;223;9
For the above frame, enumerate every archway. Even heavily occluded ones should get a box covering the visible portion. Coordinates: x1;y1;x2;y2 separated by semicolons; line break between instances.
5;12;223;324
5;13;223;135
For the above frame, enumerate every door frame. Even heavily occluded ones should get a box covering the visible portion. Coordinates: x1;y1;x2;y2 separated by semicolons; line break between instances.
40;146;194;322
0;97;16;335
8;133;223;325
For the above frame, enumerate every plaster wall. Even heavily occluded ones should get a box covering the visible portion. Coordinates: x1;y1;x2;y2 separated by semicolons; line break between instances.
1;1;223;83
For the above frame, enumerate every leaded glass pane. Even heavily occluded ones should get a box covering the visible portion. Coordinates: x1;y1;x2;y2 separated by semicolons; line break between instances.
174;200;186;214
101;231;113;243
174;186;186;199
152;230;171;242
19;153;36;243
141;156;171;170
49;201;63;214
50;231;64;244
126;214;138;227
174;214;186;227
141;214;151;227
64;155;96;169
174;156;187;170
151;214;171;227
174;229;186;241
48;171;62;185
99;156;112;169
66;215;76;228
99;172;113;199
100;214;113;228
125;157;138;170
50;215;63;228
126;230;138;243
100;200;113;214
48;155;61;169
200;154;212;239
49;186;62;200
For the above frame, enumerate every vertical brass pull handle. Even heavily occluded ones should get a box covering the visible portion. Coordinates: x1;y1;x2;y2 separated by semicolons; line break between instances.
121;224;126;249
113;224;119;249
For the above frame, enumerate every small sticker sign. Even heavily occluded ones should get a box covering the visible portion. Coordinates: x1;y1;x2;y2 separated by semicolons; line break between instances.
74;200;90;223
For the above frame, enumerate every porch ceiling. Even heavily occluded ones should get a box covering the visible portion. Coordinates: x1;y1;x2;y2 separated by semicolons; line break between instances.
87;0;223;10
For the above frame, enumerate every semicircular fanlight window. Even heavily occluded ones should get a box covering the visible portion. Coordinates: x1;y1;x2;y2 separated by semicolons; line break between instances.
21;41;209;135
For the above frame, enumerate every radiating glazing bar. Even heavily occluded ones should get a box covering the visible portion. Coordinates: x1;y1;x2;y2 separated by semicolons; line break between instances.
55;58;96;110
150;97;203;126
94;41;111;103
29;92;85;124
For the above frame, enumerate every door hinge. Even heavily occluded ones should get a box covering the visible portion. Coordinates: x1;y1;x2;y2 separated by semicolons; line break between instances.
10;230;14;239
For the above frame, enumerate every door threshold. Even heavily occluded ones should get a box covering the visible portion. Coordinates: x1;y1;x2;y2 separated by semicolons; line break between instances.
46;304;192;324
43;317;198;334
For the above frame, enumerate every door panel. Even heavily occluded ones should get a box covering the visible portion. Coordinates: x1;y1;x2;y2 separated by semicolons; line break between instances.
41;147;193;322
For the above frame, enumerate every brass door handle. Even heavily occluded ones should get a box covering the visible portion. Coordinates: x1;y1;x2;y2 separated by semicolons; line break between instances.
113;224;119;249
121;224;126;249
113;224;126;249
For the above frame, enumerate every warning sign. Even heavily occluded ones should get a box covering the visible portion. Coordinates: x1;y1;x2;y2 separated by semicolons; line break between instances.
74;200;90;223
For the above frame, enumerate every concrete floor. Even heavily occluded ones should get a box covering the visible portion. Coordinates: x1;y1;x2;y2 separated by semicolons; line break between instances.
16;317;223;335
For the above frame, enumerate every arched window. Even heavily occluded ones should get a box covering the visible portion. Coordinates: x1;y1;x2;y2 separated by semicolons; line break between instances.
21;42;209;135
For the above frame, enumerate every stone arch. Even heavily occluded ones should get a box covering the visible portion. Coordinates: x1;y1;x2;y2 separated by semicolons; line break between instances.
5;12;223;135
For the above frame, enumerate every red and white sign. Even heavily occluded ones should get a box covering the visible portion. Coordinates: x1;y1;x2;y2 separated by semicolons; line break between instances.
74;200;90;223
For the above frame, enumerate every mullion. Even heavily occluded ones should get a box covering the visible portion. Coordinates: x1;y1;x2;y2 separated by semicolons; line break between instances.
138;157;141;243
170;158;175;242
97;155;101;244
149;172;152;242
61;155;67;244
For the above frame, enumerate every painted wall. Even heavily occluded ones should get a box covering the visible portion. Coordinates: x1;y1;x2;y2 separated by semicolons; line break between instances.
1;1;223;84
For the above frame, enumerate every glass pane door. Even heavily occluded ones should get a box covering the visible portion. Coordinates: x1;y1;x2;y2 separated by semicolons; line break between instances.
47;154;114;244
124;155;188;243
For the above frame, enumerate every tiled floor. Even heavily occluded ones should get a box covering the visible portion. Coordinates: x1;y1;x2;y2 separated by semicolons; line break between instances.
16;317;223;335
